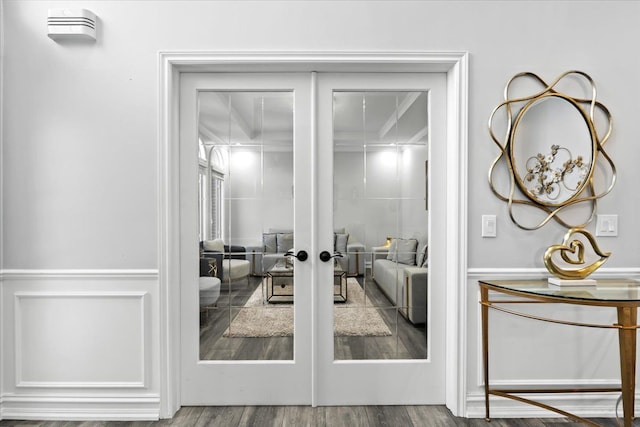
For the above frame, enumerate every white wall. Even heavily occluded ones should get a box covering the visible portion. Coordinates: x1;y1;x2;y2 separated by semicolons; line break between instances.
333;148;428;250
226;149;294;245
2;0;640;420
399;145;428;240
226;147;427;251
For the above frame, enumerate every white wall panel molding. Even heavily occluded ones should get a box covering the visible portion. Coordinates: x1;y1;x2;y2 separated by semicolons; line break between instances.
0;269;160;420
468;267;640;302
0;269;159;280
468;267;640;280
14;291;148;388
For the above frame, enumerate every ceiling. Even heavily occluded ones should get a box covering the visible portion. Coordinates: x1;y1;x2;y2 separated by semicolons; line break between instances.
198;91;429;150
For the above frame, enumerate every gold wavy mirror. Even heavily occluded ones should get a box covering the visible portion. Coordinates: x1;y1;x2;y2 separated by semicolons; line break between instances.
488;70;615;231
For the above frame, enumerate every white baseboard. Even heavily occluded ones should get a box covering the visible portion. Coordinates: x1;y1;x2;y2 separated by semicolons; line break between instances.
466;391;627;419
0;394;160;421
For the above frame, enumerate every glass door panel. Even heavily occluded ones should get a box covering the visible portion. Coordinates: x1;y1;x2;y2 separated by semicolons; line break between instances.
315;72;445;405
332;91;429;360
198;91;295;361
181;73;312;405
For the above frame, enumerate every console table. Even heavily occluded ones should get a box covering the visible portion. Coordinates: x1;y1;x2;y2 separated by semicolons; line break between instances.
479;279;640;427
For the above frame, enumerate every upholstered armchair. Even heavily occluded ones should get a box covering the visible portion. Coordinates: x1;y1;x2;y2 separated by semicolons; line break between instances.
200;239;251;284
199;257;221;310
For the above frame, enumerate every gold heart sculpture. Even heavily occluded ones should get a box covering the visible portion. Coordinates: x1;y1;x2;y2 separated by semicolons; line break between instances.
560;239;585;265
543;227;611;280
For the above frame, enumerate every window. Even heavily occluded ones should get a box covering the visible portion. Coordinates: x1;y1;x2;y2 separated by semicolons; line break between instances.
209;172;223;240
198;139;226;241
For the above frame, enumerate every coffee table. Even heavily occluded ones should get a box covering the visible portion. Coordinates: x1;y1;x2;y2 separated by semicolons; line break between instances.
265;263;294;303
265;263;348;303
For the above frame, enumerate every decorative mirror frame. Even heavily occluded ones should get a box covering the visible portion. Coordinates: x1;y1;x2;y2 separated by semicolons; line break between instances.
488;71;616;281
488;70;615;231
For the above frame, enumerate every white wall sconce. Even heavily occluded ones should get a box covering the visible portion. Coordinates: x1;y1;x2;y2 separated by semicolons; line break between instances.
48;9;97;41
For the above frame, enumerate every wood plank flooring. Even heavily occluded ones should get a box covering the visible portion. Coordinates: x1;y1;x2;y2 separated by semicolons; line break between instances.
0;406;623;426
199;274;427;360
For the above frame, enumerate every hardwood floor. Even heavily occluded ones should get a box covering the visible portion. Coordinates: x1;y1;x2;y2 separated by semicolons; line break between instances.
199;274;427;360
0;406;623;426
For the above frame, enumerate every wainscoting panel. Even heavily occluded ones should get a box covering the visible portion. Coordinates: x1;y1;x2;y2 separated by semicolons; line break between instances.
466;268;640;418
14;291;147;388
0;270;160;421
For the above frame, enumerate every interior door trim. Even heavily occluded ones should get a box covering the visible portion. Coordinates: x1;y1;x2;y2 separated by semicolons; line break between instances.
158;51;469;418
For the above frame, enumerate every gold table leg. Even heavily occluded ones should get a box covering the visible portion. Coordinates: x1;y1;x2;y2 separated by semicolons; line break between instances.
617;306;637;427
481;286;490;421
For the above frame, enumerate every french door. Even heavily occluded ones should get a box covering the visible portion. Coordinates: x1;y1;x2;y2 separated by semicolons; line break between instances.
179;71;446;405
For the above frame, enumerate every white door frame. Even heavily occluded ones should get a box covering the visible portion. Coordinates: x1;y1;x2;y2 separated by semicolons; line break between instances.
157;51;469;418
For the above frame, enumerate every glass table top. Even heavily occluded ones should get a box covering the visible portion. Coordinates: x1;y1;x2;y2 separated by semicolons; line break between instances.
479;279;640;303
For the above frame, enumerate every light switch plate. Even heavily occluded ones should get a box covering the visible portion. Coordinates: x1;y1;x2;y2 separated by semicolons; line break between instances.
596;214;618;237
482;215;497;238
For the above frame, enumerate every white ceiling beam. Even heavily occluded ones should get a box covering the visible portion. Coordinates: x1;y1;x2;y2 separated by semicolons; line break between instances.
252;130;293;143
406;126;429;145
198;124;226;145
215;93;255;140
378;92;421;140
333;131;379;143
200;125;294;148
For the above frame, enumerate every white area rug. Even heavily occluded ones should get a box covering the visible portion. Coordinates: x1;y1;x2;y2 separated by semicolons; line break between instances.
223;278;392;337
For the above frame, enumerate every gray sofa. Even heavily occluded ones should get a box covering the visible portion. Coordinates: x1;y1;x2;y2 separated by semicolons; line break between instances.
247;228;365;276
372;236;428;324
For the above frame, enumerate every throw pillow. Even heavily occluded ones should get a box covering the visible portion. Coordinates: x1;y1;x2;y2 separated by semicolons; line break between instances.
421;245;429;268
199;258;217;277
203;239;224;252
386;238;398;261
417;244;428;267
396;238;418;265
277;232;294;253
263;233;277;253
335;233;349;253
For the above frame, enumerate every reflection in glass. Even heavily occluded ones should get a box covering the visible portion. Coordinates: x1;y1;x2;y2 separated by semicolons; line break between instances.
198;91;294;361
333;92;429;360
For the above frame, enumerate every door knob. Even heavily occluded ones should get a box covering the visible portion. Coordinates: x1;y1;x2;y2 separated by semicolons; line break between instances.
319;251;343;262
285;250;308;262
